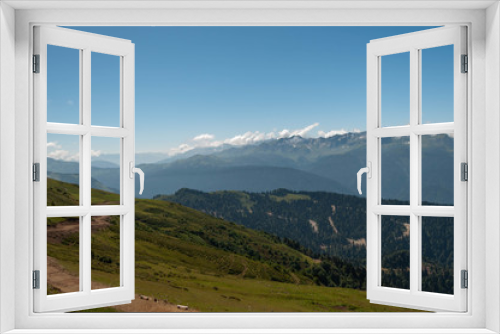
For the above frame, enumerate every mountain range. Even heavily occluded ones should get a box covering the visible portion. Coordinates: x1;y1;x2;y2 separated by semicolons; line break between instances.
47;131;454;204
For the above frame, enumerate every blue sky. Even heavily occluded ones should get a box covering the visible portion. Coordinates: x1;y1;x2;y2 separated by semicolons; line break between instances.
47;26;453;157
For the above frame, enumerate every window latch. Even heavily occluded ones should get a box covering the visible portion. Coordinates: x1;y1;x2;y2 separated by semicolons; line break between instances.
357;162;372;195
129;162;145;195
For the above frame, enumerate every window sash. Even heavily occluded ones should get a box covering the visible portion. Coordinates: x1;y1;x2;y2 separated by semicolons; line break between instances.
366;26;468;312
33;25;136;313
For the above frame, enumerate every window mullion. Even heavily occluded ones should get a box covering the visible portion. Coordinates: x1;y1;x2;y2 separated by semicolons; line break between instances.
82;214;91;293
82;48;92;294
78;49;84;293
413;123;454;135
409;47;420;294
82;48;91;207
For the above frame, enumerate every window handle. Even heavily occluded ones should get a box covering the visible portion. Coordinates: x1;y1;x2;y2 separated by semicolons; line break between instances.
129;162;145;195
357;162;372;195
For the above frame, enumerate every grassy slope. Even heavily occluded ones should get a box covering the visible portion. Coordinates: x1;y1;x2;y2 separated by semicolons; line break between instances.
47;178;415;312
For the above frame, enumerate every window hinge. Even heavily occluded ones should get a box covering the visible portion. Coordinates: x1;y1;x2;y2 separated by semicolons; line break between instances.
33;54;40;73
33;270;40;289
33;163;40;182
461;54;468;73
461;270;468;289
461;162;468;182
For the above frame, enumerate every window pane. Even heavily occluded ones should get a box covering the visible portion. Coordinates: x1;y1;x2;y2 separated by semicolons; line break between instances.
381;52;410;127
91;137;121;205
381;215;410;290
47;133;80;206
421;217;454;295
92;52;120;127
47;45;80;124
91;215;121;289
381;136;410;204
47;216;80;295
421;45;454;124
421;134;454;206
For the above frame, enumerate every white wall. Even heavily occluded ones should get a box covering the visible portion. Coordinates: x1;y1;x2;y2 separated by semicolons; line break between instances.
486;2;500;333
0;2;16;333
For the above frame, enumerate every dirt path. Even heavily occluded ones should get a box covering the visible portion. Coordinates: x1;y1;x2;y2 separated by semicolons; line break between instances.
308;220;319;233
47;218;196;312
47;256;81;293
289;272;300;284
328;216;339;235
347;237;366;246
47;256;109;293
47;256;196;312
239;261;248;278
114;296;197;313
47;216;112;244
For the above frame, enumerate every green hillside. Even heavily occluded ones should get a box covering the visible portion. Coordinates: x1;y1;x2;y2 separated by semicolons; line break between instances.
157;188;371;261
158;188;454;294
47;178;417;312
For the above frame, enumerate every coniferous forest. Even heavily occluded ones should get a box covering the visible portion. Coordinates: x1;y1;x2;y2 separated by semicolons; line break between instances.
157;188;454;295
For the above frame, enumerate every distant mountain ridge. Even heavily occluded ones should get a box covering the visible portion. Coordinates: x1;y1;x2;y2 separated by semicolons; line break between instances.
47;131;454;204
141;164;350;199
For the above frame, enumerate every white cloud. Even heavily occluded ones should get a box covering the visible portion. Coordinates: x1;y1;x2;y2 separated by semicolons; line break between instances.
318;129;347;138
47;149;79;162
168;143;194;156
47;141;81;161
278;122;319;139
223;131;276;146
318;128;361;138
193;133;215;141
91;150;101;157
166;123;361;157
47;140;109;161
167;130;277;157
47;142;61;149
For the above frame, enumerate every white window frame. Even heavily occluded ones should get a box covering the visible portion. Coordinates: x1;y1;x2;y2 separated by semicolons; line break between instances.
366;26;468;312
0;1;499;333
33;25;136;313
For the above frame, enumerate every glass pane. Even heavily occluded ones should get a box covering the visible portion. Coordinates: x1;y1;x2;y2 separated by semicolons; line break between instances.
381;52;410;127
381;215;410;290
422;217;454;295
47;45;80;124
91;137;121;205
421;134;454;206
47;216;80;295
92;52;120;127
381;136;410;204
47;133;80;206
91;215;121;290
421;45;454;124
